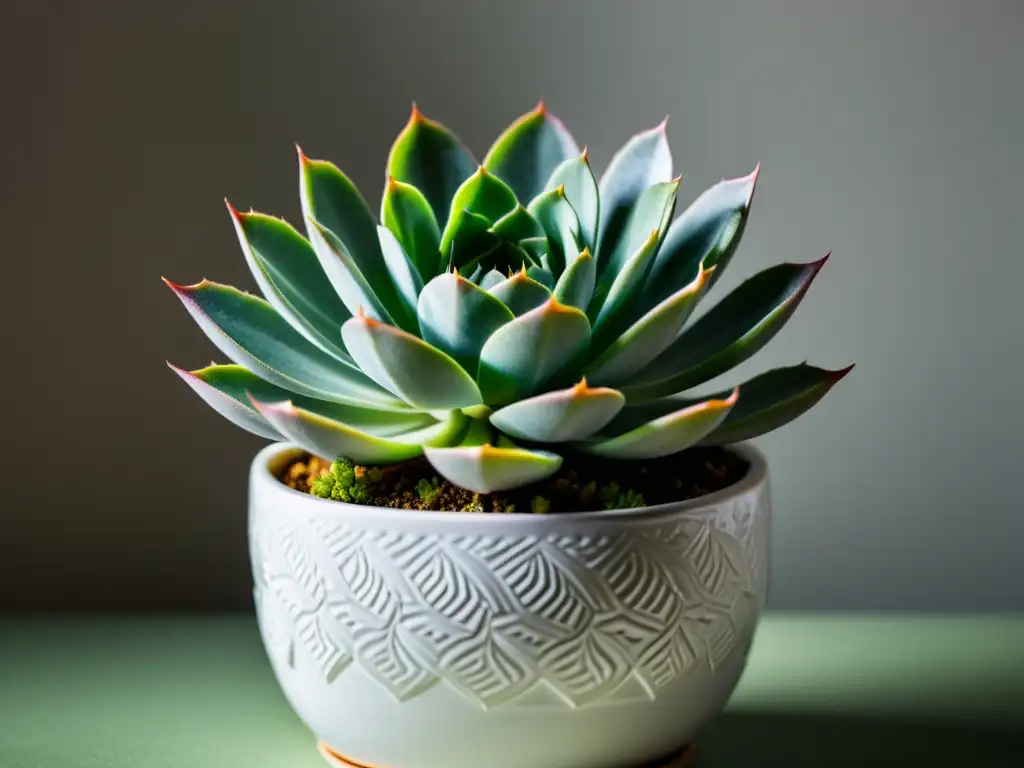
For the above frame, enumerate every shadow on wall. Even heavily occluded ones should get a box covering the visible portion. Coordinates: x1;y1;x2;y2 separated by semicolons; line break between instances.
697;712;1024;767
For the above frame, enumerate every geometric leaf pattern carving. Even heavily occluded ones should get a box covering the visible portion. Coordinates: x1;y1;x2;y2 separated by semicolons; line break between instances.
251;490;768;710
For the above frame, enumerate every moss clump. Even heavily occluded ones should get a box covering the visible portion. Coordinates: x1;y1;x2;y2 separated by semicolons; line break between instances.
530;496;551;514
310;457;380;504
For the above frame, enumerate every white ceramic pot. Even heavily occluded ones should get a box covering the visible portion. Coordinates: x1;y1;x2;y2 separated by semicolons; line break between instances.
249;442;771;768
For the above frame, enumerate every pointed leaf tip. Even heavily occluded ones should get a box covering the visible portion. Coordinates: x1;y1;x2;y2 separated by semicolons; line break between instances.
830;363;855;380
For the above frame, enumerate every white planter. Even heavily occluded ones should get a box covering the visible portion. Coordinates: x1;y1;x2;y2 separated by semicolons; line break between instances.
249;442;771;768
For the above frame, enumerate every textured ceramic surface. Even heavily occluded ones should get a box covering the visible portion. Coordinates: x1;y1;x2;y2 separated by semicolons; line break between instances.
249;443;771;768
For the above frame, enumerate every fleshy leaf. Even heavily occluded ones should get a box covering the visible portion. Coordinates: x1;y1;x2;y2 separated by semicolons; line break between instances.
482;102;580;204
526;265;555;290
164;279;401;407
440;167;518;256
622;257;829;401
417;272;514;373
386;105;477;228
517;236;549;265
552;248;596;310
490;379;624;442
377;226;424;323
172;363;435;437
342;315;483;410
596;121;673;265
251;399;468;465
380;177;441;280
228;204;352;361
423;443;563;494
545;150;599;253
526;186;581;278
589;229;660;345
306;218;398;328
490;204;545;243
168;363;283;440
487;269;552;316
596;179;678;287
442;210;501;272
298;149;405;323
585;260;714;384
641;166;759;313
477;298;591;405
700;363;854;445
579;389;738;459
479;269;507;291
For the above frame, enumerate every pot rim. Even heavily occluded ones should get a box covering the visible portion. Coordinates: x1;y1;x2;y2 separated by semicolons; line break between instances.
251;441;767;527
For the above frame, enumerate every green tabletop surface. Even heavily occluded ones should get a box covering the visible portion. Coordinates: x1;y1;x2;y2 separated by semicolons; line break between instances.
2;614;1022;767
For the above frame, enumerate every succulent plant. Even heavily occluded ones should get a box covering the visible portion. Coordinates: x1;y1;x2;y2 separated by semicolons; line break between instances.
165;103;851;495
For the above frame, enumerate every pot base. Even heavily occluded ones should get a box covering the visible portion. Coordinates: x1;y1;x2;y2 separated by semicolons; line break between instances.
317;741;696;768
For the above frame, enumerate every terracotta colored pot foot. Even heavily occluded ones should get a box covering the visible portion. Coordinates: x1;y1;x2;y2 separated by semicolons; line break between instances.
317;741;695;768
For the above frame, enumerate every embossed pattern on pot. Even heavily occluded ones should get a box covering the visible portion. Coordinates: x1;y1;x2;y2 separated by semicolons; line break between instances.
251;480;768;711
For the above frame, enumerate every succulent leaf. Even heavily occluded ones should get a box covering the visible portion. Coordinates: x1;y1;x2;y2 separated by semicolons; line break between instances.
298;150;406;323
579;389;738;459
442;210;501;272
424;442;563;494
699;363;854;445
477;298;591;405
417;272;514;373
376;226;425;323
168;363;284;440
251;399;468;465
164;279;402;407
516;236;549;266
526;266;556;290
596;122;672;265
641;167;759;314
590;228;660;345
622;257;829;401
552;248;596;311
585;260;713;384
482;103;580;204
305;217;398;328
490;204;545;243
342;315;483;410
173;363;436;438
380;177;442;281
386;105;477;227
479;269;507;291
487;270;552;316
526;186;582;278
228;205;353;361
545;150;599;253
440;167;518;256
596;179;678;288
490;379;624;442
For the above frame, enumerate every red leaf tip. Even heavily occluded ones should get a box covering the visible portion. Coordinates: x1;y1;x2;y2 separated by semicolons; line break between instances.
830;363;856;381
534;99;548;115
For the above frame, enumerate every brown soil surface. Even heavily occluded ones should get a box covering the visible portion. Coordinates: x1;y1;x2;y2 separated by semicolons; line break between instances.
279;447;749;514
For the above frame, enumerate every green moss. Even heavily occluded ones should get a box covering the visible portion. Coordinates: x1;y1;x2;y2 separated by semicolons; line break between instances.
461;494;484;512
530;495;551;514
309;457;382;504
415;477;441;507
614;489;646;509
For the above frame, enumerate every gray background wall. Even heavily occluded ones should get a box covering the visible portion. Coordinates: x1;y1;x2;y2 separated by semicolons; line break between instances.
2;0;1021;612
